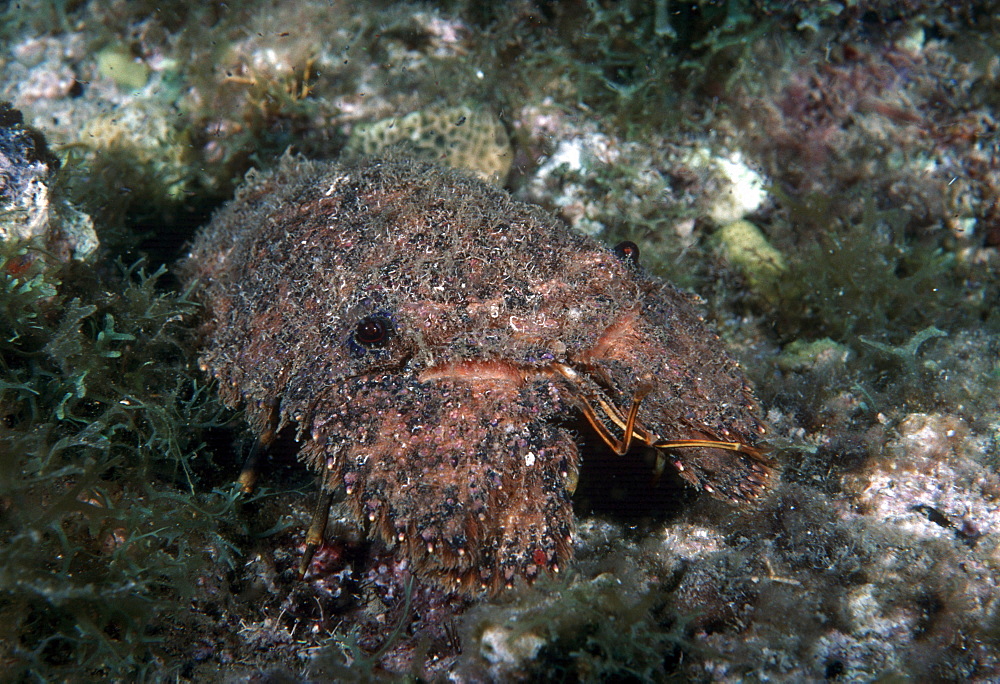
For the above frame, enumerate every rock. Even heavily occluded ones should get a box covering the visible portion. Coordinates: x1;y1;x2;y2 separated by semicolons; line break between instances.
717;219;786;300
0;102;97;262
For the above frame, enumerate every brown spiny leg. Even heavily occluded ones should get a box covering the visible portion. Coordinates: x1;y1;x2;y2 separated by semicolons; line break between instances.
551;363;647;455
298;489;335;579
580;382;651;455
651;437;766;459
237;397;280;493
649;437;767;488
550;362;766;459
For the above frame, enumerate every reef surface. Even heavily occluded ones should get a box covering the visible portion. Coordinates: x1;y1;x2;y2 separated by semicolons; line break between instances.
1;1;999;681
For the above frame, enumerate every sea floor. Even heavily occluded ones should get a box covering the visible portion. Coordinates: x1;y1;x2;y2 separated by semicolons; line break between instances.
1;1;999;681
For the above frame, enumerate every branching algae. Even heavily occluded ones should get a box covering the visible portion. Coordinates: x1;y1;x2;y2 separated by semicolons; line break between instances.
0;248;237;680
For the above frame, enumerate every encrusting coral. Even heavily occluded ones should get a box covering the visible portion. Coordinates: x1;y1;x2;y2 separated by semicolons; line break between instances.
345;105;513;184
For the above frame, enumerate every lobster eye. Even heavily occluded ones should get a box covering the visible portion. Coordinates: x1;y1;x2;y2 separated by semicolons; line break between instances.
354;315;392;347
612;240;640;265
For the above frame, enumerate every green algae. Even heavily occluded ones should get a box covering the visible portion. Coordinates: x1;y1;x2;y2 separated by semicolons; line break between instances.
775;338;850;373
0;246;241;680
769;192;966;344
716;219;786;302
860;326;949;375
95;46;151;91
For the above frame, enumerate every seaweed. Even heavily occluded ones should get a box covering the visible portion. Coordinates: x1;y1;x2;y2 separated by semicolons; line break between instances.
859;325;948;376
0;244;241;680
549;1;768;129
454;567;692;682
770;192;965;345
0;0;79;39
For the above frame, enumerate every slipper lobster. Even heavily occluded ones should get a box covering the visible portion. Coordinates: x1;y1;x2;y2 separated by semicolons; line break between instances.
182;156;770;593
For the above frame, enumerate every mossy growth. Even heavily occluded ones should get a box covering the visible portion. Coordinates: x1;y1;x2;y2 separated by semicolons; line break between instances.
0;0;80;39
52;104;215;263
0;242;242;680
769;191;977;345
740;186;1000;451
459;0;773;132
455;565;690;681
